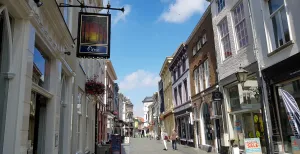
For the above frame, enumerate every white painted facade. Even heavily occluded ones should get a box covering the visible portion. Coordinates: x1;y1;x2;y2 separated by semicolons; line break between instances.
142;97;153;127
0;0;103;154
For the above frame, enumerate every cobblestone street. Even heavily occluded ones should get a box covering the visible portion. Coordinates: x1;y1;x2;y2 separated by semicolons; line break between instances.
128;138;215;154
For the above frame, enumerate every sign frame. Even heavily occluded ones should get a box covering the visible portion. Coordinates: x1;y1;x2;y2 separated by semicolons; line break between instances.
76;12;111;59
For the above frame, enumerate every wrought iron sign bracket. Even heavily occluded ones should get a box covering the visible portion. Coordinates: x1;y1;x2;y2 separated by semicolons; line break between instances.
58;2;125;13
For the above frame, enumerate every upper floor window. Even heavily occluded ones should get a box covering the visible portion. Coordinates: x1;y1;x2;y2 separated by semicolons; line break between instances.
174;88;178;106
178;84;182;105
197;39;202;51
203;60;210;89
193;69;199;94
202;33;207;44
199;65;204;92
218;18;232;59
177;65;181;77
233;2;248;49
268;0;290;48
173;70;176;82
182;58;186;72
217;0;225;13
192;46;197;56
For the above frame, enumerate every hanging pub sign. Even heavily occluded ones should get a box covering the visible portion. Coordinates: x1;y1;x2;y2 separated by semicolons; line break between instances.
76;12;111;59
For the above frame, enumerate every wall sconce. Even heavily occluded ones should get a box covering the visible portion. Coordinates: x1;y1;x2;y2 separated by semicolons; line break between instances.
235;66;248;88
34;0;43;7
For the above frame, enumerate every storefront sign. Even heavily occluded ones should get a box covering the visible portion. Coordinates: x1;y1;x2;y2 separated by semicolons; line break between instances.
291;136;300;154
77;12;111;58
279;89;300;148
212;91;223;101
244;138;262;154
235;120;242;132
111;135;121;154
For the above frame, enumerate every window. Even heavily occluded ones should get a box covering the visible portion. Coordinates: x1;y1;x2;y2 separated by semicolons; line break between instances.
178;84;182;105
184;80;188;102
173;70;176;82
177;65;181;77
192;46;197;56
203;60;210;89
63;0;69;25
174;88;178;106
268;0;290;48
217;0;225;13
199;65;204;92
182;58;186;72
193;69;199;94
197;39;202;51
218;18;232;59
202;33;207;44
233;2;248;49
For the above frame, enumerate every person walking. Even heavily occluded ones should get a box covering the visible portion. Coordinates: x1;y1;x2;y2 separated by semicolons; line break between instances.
161;128;168;151
170;129;178;150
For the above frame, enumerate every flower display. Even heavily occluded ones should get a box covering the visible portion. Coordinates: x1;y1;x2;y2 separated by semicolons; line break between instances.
85;75;105;96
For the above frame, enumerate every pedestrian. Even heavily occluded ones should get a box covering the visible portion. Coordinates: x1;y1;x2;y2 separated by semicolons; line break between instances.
170;129;178;150
161;128;168;151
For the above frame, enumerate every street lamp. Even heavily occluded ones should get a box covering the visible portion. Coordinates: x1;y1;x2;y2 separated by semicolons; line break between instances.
235;66;248;88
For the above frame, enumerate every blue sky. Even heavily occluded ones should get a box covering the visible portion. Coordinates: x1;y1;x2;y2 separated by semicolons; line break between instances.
103;0;209;118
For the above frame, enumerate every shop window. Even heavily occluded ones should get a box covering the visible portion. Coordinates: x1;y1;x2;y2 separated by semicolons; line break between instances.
268;0;290;49
228;85;241;111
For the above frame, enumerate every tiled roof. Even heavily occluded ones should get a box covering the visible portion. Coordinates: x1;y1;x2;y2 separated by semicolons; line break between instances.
142;96;153;103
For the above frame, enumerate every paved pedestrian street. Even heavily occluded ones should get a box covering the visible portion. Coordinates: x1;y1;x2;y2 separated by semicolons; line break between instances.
128;138;216;154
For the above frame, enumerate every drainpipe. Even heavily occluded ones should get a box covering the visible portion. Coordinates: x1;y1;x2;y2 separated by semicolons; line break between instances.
246;0;273;153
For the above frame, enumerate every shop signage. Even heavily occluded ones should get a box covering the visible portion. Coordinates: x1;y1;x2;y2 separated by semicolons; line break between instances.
291;136;300;154
212;91;223;101
279;89;300;148
77;12;111;59
244;138;262;154
111;135;121;154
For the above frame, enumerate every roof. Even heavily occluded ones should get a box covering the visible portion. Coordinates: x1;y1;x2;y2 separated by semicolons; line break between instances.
159;57;173;76
185;5;211;45
142;96;153;103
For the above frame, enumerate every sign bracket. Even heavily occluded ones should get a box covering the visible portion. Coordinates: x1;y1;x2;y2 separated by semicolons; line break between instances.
58;2;125;13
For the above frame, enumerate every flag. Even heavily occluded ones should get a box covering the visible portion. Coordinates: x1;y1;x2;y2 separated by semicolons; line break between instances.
279;89;300;148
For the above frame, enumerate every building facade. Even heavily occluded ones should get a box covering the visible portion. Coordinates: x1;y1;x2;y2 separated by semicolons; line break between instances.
159;57;175;136
151;92;161;139
125;101;134;137
248;0;300;153
104;60;117;141
142;96;154;128
210;0;266;153
169;43;194;146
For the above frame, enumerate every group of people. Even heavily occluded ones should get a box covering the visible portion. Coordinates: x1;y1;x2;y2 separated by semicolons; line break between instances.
161;129;179;151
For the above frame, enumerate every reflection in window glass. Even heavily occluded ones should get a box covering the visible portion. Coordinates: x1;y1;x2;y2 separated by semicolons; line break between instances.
33;47;49;90
268;0;284;14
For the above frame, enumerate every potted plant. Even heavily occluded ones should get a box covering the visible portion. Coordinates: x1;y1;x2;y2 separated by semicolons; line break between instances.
85;75;105;97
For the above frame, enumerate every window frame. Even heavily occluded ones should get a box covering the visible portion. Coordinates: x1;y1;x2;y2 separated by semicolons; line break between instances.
268;0;291;50
216;0;225;13
218;18;232;60
178;83;182;105
174;87;178;106
192;46;197;56
232;2;249;49
199;65;204;92
193;68;199;94
203;60;210;89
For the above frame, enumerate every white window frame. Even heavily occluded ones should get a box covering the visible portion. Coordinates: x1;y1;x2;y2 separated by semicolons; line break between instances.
178;84;182;105
193;69;199;94
77;114;81;151
199;65;204;92
192;46;197;56
218;18;232;60
216;0;225;13
267;0;291;50
197;39;202;51
203;60;210;89
85;118;89;149
232;2;248;49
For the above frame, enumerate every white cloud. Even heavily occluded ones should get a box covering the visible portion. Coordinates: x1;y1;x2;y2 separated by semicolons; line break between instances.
113;4;131;25
119;70;160;90
159;0;209;23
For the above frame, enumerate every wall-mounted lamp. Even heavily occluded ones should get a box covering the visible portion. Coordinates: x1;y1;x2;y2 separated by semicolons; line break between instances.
34;0;43;7
235;66;248;88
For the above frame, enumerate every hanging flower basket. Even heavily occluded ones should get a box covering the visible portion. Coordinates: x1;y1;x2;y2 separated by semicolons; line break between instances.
85;75;105;96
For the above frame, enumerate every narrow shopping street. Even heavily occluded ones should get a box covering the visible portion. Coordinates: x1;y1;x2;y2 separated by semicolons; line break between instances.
129;138;214;154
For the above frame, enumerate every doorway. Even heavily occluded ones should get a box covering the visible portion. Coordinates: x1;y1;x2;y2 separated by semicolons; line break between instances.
28;91;47;154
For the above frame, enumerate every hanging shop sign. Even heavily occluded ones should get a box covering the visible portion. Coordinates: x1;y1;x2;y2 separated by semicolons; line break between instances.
212;91;223;101
244;138;262;154
77;12;111;59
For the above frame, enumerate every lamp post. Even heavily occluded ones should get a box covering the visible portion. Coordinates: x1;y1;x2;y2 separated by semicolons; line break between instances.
235;66;248;88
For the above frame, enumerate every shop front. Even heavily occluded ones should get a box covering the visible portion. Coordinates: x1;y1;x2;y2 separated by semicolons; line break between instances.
174;105;194;146
225;75;267;153
263;52;300;154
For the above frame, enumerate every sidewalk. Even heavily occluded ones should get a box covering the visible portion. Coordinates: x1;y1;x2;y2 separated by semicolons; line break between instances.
175;143;218;154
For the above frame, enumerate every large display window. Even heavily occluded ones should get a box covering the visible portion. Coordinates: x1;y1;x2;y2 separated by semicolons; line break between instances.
274;78;300;153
